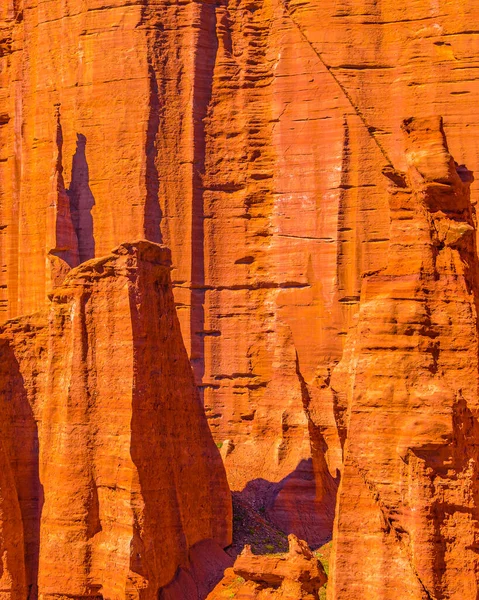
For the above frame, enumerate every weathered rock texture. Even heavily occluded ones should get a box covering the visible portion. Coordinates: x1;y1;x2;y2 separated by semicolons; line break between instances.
1;0;479;545
0;240;232;599
207;534;327;600
328;117;479;598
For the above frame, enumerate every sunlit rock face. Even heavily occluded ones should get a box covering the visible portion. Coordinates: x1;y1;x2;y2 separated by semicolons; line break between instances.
1;0;479;549
328;117;479;599
0;241;232;599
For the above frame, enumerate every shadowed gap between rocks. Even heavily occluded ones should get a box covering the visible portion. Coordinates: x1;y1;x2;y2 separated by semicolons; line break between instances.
158;540;233;600
127;271;186;594
234;458;337;552
0;341;43;600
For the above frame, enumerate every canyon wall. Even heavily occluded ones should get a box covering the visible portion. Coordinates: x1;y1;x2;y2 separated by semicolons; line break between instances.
0;240;231;598
1;0;479;546
328;117;479;598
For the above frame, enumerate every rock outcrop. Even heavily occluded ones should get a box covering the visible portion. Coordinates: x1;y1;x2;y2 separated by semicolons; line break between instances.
0;240;232;599
1;0;479;548
207;534;327;600
328;117;479;598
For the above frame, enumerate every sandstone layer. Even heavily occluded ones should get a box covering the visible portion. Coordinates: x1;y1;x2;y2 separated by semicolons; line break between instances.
0;240;232;599
1;0;479;545
207;534;327;600
328;117;479;598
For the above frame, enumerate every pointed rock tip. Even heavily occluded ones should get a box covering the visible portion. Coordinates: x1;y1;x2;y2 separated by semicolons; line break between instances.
287;534;313;558
240;544;253;556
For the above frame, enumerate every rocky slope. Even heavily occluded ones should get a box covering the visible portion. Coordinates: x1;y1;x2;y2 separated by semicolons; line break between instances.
0;240;231;599
329;117;479;598
207;534;327;600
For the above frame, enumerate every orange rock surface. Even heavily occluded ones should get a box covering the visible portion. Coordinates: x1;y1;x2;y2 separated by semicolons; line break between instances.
0;240;232;598
207;534;327;600
328;118;479;598
1;0;479;551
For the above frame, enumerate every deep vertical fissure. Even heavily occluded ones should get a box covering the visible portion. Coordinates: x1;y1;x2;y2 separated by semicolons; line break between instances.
190;1;219;394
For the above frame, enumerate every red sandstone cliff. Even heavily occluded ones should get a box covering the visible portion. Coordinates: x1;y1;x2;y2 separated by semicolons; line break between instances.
1;0;479;557
328;117;479;598
0;240;232;599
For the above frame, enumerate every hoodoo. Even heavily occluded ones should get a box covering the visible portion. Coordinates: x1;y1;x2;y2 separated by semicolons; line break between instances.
0;241;232;598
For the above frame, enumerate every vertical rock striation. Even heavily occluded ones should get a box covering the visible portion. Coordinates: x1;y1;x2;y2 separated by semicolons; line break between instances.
1;0;479;545
0;240;232;599
328;117;479;598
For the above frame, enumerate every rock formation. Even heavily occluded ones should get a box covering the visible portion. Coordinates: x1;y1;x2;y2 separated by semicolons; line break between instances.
2;0;479;582
328;117;479;598
207;534;327;600
2;0;479;544
0;240;232;599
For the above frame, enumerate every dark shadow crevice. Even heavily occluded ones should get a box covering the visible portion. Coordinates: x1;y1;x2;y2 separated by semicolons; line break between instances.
67;133;96;263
